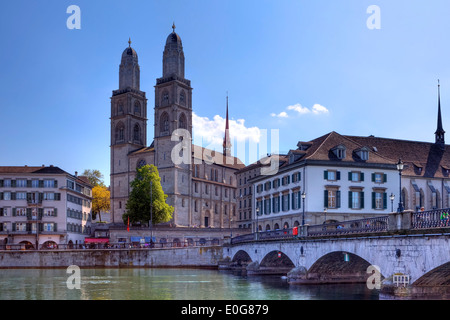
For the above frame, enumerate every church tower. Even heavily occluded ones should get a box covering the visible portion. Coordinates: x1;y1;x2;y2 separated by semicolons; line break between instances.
223;95;232;157
154;24;193;226
110;39;148;223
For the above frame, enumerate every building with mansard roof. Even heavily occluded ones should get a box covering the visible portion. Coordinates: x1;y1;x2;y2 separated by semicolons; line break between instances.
110;27;244;232
249;83;449;231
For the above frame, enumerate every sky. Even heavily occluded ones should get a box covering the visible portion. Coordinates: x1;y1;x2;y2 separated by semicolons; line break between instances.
1;0;449;186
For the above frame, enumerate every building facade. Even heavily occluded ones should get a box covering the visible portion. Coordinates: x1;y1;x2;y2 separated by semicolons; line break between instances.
0;166;93;249
110;27;244;228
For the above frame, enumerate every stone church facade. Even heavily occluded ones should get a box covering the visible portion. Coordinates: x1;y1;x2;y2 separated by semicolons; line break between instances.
110;28;244;229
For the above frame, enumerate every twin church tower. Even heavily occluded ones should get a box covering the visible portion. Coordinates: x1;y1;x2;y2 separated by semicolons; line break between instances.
110;26;243;227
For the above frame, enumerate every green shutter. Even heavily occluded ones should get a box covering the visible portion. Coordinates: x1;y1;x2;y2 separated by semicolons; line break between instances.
38;208;43;220
324;190;329;208
337;171;341;181
12;208;16;216
298;172;301;181
298;191;301;209
360;192;364;209
39;180;44;188
0;180;3;187
348;172;352;181
54;208;57;217
383;174;387;183
372;192;376;209
348;191;353;209
0;193;3;200
337;191;341;208
54;223;57;232
12;223;16;232
383;193;388;210
54;180;58;188
360;172;364;182
26;208;32;220
11;180;16;188
372;173;375;182
324;171;328;180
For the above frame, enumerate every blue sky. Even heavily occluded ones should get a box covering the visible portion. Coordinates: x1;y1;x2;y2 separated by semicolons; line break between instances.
1;0;449;185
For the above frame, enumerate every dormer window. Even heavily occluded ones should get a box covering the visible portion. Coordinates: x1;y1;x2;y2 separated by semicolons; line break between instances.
355;147;370;161
332;145;346;160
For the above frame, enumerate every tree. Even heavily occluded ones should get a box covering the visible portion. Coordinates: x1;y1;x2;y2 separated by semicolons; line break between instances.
123;164;174;226
82;169;105;187
92;185;110;222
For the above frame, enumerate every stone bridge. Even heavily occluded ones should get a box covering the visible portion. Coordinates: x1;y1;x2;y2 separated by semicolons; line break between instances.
222;209;450;299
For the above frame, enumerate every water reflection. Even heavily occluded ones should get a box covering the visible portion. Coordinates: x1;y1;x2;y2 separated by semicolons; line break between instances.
0;268;379;300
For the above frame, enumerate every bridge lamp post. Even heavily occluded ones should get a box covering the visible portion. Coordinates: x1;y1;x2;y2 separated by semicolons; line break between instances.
255;207;260;240
301;192;306;226
397;159;404;213
390;193;395;212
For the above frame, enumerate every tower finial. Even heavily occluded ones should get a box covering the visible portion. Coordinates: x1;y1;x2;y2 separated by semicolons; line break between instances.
128;37;132;47
172;22;176;33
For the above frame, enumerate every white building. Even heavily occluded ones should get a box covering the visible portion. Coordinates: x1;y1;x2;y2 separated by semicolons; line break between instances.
251;132;399;231
0;166;93;249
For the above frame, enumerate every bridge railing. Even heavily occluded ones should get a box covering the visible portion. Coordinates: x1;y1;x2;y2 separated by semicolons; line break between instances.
307;215;389;237
411;208;450;229
230;208;450;244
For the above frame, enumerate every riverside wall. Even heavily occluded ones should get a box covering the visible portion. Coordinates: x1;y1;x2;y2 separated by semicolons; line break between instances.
0;246;224;268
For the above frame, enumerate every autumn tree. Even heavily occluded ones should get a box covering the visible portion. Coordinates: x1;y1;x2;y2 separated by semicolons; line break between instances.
82;169;105;187
123;164;174;226
92;185;110;222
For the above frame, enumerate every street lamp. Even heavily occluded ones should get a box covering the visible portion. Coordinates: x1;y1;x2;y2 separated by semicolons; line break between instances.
397;159;404;213
390;193;395;212
301;192;306;226
324;207;327;224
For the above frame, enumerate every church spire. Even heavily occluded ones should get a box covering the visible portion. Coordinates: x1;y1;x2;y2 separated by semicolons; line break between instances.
436;80;445;146
223;93;232;157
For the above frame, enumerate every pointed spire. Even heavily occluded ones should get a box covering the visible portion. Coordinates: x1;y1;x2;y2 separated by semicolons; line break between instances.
436;79;446;146
223;92;232;157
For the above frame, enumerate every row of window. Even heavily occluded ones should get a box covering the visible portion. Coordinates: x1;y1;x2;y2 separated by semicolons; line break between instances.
256;172;302;193
1;222;58;232
0;207;57;217
66;223;91;234
67;208;91;221
67;194;91;208
193;182;236;198
0;192;61;201
324;190;388;210
256;191;303;215
0;179;58;188
324;170;388;183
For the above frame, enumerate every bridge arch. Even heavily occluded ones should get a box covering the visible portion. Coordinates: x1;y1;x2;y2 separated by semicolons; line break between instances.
231;250;252;267
413;261;450;286
307;251;379;283
260;250;295;269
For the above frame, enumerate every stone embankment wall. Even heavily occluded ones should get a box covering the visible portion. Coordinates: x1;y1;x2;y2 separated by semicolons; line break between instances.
0;246;224;268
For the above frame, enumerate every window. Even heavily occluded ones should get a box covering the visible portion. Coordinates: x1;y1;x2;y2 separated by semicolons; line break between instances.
349;191;364;209
44;180;55;188
179;113;187;129
115;123;125;142
134;101;141;115
372;191;387;210
332;145;346;159
180;91;186;105
349;172;364;182
282;194;290;211
162;91;169;105
292;191;301;210
324;170;340;181
3;179;11;187
272;196;280;213
372;173;387;184
160;112;170;133
324;189;341;209
16;179;27;188
133;124;141;142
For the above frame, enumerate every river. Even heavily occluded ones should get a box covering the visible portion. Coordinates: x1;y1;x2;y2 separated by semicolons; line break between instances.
0;268;379;300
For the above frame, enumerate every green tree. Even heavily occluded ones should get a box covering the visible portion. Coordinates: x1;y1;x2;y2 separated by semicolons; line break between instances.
123;164;174;225
82;169;105;187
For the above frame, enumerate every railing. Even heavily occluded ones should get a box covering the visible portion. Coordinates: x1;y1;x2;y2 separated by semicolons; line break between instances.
412;208;450;229
231;208;450;244
308;215;389;237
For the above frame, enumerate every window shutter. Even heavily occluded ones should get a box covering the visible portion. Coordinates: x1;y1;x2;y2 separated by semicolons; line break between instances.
291;193;295;209
383;174;387;183
54;180;58;188
372;192;376;209
38;208;43;220
298;172;301;181
27;180;32;188
348;172;352;181
298;191;301;209
277;197;280;212
337;171;341;181
54;223;57;232
372;173;375;182
337;191;341;208
0;180;3;188
0;193;3;200
55;193;61;201
12;208;16;216
11;193;16;200
11;180;16;188
324;190;329;208
360;192;364;209
12;223;16;232
39;180;44;188
26;208;32;220
383;193;388;210
54;208;58;217
348;191;353;209
324;171;328;180
360;172;364;182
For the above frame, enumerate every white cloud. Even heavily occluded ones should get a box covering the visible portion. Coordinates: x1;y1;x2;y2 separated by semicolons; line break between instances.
192;112;261;149
312;104;329;115
270;111;289;118
274;103;329;117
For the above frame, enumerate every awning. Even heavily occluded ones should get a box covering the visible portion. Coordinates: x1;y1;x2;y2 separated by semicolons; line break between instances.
84;238;109;243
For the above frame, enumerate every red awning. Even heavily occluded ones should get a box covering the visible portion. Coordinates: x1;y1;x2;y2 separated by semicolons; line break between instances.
84;238;109;243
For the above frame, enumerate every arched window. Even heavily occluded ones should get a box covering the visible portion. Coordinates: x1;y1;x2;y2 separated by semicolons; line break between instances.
137;159;146;169
134;101;141;115
180;90;186;105
160;112;170;134
115;122;125;143
179;113;187;129
162;90;169;106
133;124;141;142
118;102;124;115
